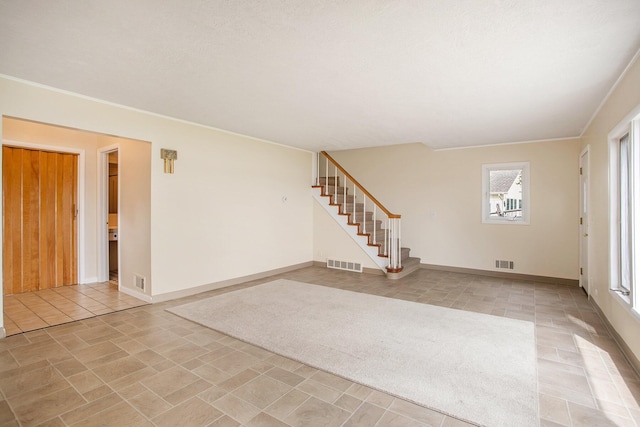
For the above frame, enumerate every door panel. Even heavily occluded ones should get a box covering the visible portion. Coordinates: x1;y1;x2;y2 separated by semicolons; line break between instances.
2;146;78;295
579;148;589;294
60;152;77;286
39;151;58;289
22;148;40;293
3;148;23;295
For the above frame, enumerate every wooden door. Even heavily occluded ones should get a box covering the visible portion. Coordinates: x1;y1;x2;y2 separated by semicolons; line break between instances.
3;146;78;295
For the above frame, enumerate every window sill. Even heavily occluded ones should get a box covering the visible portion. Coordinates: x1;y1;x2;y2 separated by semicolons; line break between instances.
609;289;640;322
482;218;530;225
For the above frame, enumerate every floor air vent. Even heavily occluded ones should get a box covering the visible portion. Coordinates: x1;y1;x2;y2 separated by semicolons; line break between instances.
327;259;363;273
495;260;514;270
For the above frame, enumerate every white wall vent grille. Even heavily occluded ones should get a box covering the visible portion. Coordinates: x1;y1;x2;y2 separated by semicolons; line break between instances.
134;274;146;290
327;259;363;273
495;260;515;270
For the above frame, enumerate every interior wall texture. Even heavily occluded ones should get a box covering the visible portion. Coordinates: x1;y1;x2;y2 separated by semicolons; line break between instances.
580;55;640;361
2;118;152;300
0;77;313;316
96;134;151;297
313;198;379;270
2;117;100;284
328;139;582;280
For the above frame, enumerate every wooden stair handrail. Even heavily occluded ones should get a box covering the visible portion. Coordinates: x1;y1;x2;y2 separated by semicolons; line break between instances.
321;151;401;219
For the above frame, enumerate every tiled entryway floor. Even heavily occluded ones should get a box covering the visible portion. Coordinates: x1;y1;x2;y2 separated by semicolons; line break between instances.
3;282;148;336
0;266;639;426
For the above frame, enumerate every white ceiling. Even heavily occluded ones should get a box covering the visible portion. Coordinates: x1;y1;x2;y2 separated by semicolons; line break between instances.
1;1;639;151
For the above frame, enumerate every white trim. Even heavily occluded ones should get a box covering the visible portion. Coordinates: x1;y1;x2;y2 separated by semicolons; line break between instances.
312;193;387;271
581;47;640;138
0;327;5;339
97;145;119;283
611;289;640;324
119;285;152;304
608;103;640;309
1;139;88;283
0;74;313;154
433;136;579;152
153;261;314;303
579;145;590;293
481;162;530;225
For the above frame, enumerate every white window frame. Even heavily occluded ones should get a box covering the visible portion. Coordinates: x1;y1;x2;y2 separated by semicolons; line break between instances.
482;162;530;225
609;105;640;312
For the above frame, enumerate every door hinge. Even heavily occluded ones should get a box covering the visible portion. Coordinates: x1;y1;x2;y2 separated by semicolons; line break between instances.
580;167;583;175
580;217;583;225
580;267;583;275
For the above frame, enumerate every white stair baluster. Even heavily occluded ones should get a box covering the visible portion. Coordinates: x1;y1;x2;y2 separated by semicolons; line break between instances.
334;165;337;201
353;184;356;224
386;218;390;257
324;155;328;194
373;206;377;249
342;173;346;214
398;219;402;269
363;197;366;235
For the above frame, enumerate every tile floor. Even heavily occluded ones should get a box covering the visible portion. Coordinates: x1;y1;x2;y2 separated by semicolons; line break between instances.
3;282;148;336
0;266;639;426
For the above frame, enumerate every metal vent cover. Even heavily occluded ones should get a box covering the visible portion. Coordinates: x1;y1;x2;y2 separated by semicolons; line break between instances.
495;260;515;270
134;274;146;290
327;259;363;273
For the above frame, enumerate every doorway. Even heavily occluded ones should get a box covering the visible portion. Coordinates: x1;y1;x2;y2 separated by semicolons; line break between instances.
108;151;119;283
98;145;120;284
2;145;78;294
579;146;590;295
2;117;151;336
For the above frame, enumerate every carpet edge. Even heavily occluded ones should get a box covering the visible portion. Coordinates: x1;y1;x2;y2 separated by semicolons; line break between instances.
166;305;484;427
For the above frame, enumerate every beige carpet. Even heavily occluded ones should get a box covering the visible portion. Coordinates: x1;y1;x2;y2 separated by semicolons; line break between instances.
167;279;538;426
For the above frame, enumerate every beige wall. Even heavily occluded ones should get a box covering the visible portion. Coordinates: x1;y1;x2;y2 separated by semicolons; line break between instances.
2;118;152;298
313;199;379;269
2;117;100;283
328;139;582;280
0;76;313;330
580;55;640;360
96;134;152;297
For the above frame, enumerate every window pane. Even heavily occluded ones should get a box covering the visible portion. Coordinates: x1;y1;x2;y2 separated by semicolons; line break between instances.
620;133;631;291
488;169;523;219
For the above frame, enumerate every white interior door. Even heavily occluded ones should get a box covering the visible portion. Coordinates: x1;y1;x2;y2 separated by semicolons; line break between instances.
580;147;590;294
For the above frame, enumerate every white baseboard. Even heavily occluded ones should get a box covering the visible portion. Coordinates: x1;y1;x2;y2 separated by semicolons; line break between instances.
152;261;314;303
420;263;579;286
81;276;98;284
0;327;5;339
119;285;153;303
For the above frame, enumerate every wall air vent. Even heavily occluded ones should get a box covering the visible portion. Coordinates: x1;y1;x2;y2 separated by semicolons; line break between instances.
495;260;515;270
327;259;363;273
134;274;146;290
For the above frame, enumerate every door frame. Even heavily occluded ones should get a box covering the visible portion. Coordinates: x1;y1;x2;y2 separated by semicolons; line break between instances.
579;145;590;294
2;139;86;284
98;144;119;283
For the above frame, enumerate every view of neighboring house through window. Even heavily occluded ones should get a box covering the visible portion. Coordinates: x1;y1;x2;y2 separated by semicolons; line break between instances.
609;107;640;311
482;162;530;224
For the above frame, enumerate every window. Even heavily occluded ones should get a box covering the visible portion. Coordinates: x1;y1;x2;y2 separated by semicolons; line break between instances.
609;109;640;309
619;133;631;293
482;162;530;224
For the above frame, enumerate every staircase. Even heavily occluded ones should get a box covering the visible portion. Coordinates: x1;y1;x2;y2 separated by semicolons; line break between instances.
313;152;420;279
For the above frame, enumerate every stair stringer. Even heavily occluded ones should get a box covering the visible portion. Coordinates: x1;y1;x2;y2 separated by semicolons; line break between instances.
312;190;387;272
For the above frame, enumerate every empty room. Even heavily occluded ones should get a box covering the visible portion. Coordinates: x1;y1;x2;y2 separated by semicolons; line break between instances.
1;1;640;426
